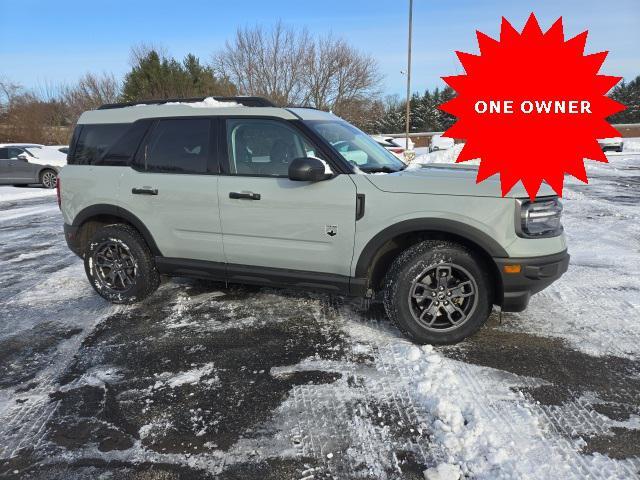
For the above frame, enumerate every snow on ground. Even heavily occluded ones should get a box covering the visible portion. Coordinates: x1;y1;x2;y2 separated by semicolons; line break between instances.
0;186;55;202
411;137;640;167
622;137;640;152
0;167;639;479
409;144;640;358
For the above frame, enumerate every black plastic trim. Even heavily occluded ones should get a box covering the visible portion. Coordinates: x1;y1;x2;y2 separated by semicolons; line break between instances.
63;223;82;257
495;250;570;312
71;204;162;256
155;257;226;281
355;218;510;277
356;194;365;220
155;257;365;296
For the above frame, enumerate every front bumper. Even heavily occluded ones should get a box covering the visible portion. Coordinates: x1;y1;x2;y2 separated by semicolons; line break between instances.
64;223;82;257
494;250;570;312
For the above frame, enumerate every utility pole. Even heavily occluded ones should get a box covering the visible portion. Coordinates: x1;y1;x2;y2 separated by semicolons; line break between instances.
405;0;413;151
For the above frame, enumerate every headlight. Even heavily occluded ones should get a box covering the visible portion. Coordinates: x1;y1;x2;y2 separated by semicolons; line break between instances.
516;198;563;238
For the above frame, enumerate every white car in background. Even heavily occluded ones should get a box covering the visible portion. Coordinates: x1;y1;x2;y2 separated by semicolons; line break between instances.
0;144;67;188
0;144;67;165
429;135;455;152
598;137;623;152
371;135;414;160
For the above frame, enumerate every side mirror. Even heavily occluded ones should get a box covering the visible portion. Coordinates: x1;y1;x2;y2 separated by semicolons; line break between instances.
288;157;332;182
17;154;28;161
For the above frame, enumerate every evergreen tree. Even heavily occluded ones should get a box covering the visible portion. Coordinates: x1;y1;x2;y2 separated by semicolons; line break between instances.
421;90;440;131
122;50;236;102
410;92;426;132
609;76;640;124
374;96;405;133
438;86;457;131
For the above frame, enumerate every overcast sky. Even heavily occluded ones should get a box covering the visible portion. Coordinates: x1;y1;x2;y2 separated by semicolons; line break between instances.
1;0;638;96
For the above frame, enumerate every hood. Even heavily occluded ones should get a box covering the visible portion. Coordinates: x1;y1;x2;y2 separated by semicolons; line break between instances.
365;164;556;198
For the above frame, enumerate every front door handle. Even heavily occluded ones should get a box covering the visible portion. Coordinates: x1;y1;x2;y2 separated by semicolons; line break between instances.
229;191;261;200
132;187;158;195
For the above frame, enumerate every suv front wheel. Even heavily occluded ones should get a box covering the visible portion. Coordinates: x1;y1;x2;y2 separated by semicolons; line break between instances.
384;240;492;345
85;224;160;304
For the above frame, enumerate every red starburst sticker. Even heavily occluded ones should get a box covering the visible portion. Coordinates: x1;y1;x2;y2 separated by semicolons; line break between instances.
440;13;626;199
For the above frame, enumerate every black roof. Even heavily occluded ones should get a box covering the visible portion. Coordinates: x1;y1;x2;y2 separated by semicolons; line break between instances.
98;96;276;110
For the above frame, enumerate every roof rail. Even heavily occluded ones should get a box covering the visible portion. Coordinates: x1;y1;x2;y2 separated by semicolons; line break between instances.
98;96;276;110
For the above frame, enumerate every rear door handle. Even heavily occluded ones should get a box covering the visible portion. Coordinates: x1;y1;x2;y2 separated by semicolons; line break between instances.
229;191;261;200
132;187;158;195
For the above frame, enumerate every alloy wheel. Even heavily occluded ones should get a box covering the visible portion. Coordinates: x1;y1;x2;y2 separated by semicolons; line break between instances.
42;171;57;189
408;263;478;332
93;241;138;292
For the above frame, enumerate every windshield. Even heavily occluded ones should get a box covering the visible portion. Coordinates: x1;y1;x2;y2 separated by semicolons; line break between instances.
305;120;406;173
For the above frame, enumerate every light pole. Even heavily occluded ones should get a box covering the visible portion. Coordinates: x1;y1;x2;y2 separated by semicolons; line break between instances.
405;0;413;151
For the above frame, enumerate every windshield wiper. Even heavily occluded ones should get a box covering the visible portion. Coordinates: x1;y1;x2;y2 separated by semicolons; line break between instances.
363;166;402;174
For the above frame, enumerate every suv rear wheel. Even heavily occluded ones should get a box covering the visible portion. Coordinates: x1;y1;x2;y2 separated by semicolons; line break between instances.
383;240;492;345
84;224;160;304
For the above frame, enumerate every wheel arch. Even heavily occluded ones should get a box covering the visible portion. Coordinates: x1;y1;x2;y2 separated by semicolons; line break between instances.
71;204;162;257
355;218;506;302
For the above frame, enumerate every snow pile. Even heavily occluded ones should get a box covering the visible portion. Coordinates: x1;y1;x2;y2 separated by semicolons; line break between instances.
622;137;640;151
135;97;240;109
409;143;471;167
410;345;526;478
423;462;462;480
400;344;632;479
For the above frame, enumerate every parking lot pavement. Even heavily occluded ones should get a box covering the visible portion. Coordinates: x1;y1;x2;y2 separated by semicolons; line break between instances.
0;155;638;479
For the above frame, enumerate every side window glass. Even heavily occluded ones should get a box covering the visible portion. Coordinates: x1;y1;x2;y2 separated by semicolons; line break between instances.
7;147;24;159
143;119;210;174
100;120;150;166
73;124;129;165
0;148;9;160
226;119;322;177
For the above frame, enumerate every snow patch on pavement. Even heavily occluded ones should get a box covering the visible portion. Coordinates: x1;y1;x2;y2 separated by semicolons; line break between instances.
152;363;219;390
0;186;56;202
0;203;58;222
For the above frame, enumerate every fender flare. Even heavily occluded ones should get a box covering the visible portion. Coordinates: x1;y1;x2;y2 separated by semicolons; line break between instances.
354;218;509;278
71;204;162;256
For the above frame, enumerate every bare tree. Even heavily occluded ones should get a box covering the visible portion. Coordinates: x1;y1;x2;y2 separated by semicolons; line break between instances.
304;35;381;111
0;77;23;112
213;22;382;123
61;72;121;120
213;21;314;106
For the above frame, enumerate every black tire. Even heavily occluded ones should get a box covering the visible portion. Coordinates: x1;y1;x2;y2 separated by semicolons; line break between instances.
84;223;160;304
40;169;57;189
383;240;493;345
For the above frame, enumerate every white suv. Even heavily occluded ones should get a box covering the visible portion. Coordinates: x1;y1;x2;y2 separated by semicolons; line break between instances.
59;96;569;344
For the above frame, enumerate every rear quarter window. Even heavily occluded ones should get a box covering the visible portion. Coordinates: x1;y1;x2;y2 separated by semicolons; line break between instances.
69;123;148;166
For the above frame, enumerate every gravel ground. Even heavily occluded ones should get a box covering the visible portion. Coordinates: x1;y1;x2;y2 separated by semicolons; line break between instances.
0;153;638;479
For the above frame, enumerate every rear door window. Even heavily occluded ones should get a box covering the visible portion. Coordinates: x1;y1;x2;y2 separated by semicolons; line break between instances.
101;120;151;166
139;119;212;174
